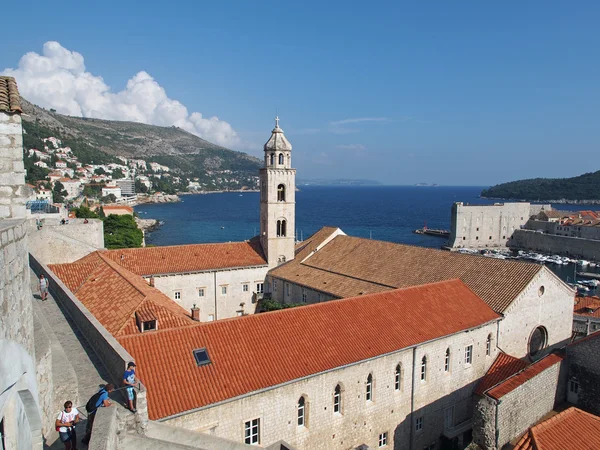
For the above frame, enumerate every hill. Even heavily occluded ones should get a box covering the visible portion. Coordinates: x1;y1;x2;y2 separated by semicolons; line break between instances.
20;99;262;184
481;171;600;203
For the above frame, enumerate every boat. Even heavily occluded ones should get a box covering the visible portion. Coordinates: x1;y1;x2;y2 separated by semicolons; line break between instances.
577;260;590;266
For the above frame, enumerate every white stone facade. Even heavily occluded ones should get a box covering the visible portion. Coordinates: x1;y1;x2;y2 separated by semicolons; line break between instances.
448;202;533;249
164;321;499;450
148;265;268;321
0;112;28;219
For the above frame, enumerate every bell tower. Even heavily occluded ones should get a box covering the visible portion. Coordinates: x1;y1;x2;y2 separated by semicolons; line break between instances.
260;117;296;268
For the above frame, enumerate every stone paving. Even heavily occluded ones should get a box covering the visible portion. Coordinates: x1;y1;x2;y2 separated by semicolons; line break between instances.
31;269;113;449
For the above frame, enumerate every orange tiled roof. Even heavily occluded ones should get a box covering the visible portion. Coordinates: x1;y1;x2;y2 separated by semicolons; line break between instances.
574;296;600;318
75;237;267;275
117;279;500;419
0;76;22;113
513;407;600;450
49;253;197;337
486;353;564;400
474;352;528;396
102;205;133;212
270;230;547;313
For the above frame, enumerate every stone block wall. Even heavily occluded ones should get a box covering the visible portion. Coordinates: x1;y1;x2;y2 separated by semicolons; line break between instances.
511;229;600;261
0;112;28;219
30;254;149;434
566;335;600;416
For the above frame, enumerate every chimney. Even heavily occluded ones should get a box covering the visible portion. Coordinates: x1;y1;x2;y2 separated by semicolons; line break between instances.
149;276;155;287
191;304;200;321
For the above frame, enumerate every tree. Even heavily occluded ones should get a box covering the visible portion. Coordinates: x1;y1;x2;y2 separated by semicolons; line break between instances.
100;194;117;203
111;168;125;179
103;215;143;249
72;206;99;219
52;181;68;203
94;167;107;176
135;179;148;193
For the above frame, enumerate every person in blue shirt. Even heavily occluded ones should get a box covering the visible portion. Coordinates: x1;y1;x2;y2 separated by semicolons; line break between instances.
123;362;137;413
82;383;114;445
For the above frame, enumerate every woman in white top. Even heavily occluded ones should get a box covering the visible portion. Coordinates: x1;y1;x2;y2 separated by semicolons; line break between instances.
55;400;80;450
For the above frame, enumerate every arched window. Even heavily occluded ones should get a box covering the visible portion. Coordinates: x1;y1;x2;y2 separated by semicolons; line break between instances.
366;374;373;402
276;220;287;237
486;334;492;356
444;348;451;372
420;356;427;381
279;153;284;165
277;184;286;202
297;396;306;427
529;326;548;359
395;364;402;391
270;153;275;165
333;384;341;414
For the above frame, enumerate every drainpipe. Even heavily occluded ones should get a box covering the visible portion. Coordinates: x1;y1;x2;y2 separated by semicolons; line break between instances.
409;346;416;450
214;271;218;320
494;399;501;450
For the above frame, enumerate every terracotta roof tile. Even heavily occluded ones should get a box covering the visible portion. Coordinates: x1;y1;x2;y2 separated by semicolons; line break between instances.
514;407;600;450
117;279;501;419
0;76;22;114
486;353;564;400
74;237;267;276
474;352;528;396
574;296;600;318
49;254;197;337
271;231;545;313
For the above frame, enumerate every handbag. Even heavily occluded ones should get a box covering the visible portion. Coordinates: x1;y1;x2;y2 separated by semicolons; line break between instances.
55;411;64;432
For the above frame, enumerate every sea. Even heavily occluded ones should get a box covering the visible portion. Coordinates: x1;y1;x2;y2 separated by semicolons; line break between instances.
134;185;598;285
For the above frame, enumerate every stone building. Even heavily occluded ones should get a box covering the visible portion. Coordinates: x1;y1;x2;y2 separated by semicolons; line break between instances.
0;76;44;449
448;202;548;249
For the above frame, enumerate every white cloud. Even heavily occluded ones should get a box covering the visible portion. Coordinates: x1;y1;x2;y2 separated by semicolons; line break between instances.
2;41;242;149
336;144;366;151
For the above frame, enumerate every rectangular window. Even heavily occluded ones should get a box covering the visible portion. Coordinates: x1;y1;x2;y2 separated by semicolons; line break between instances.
273;280;277;292
221;286;227;295
302;288;307;303
569;378;579;394
378;432;388;447
416;416;423;431
465;345;473;365
286;283;290;296
244;418;260;445
256;283;264;294
174;291;181;300
198;288;205;297
208;314;214;322
243;284;249;292
366;378;373;401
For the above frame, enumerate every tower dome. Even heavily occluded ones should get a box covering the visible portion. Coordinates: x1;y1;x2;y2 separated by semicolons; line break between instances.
264;116;292;152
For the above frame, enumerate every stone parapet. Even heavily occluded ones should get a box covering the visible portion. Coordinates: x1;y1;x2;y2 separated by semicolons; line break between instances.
0;112;27;219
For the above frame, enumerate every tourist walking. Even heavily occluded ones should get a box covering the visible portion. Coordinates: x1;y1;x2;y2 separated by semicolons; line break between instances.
39;274;49;301
123;362;137;413
55;401;80;450
82;384;114;445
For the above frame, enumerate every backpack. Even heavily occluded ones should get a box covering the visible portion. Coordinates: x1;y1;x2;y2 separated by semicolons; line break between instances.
85;389;105;413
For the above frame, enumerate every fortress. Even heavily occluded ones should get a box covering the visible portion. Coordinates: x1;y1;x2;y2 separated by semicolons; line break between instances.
2;76;600;450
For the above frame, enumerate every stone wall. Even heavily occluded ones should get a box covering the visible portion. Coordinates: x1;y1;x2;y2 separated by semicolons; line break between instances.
448;202;532;249
526;219;600;241
149;265;268;321
566;334;600;416
30;254;149;434
511;229;600;261
0;112;28;219
27;218;104;264
164;321;499;450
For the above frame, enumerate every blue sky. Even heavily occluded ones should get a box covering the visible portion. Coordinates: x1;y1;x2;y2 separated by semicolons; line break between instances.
2;1;599;185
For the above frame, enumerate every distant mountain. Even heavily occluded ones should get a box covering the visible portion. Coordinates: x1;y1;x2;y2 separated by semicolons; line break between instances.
481;171;600;203
414;183;439;187
20;99;261;178
297;179;382;186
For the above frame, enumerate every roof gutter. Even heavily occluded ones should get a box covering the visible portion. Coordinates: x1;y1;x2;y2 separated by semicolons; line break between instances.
158;317;501;422
142;264;268;278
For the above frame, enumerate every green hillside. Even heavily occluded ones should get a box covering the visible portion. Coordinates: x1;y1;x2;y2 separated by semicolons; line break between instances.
481;171;600;202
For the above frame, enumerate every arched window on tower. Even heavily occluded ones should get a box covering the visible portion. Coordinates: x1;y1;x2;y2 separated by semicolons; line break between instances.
276;220;287;237
270;153;275;165
333;384;342;414
277;184;286;202
279;153;284;165
297;396;306;427
420;356;427;381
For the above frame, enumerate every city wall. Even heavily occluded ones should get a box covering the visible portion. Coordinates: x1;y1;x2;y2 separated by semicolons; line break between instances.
30;254;149;434
566;336;600;416
27;218;104;264
511;229;600;261
0;112;28;219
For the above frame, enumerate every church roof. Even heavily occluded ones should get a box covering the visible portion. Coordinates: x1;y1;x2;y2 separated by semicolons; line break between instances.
474;352;529;396
118;279;500;419
270;228;549;313
74;237;267;276
513;407;600;450
264;117;292;151
49;253;197;337
0;76;22;114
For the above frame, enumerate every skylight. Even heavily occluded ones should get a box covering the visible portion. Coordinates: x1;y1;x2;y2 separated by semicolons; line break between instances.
193;348;211;366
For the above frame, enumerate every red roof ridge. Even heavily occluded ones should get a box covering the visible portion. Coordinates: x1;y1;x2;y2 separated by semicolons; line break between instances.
486;353;564;400
474;351;528;396
97;252;151;298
